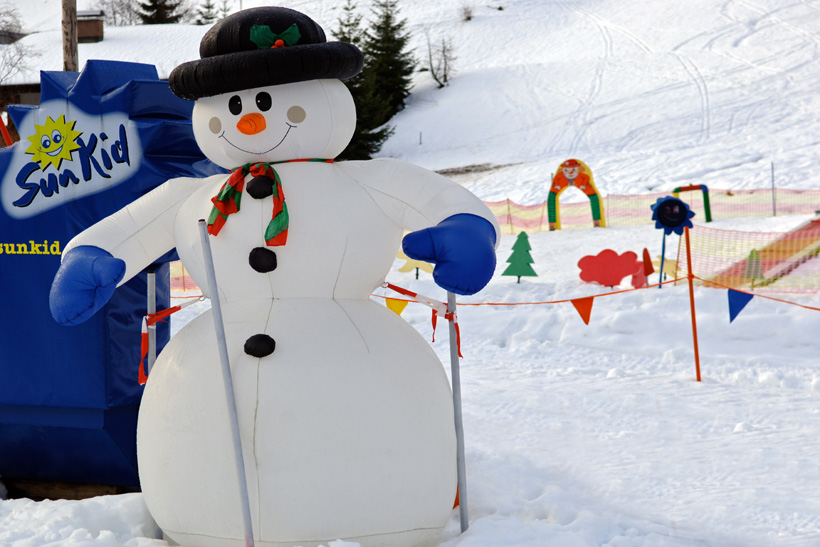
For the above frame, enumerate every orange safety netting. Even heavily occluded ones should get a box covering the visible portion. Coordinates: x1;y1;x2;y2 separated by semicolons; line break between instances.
169;189;820;295
676;221;820;293
169;261;199;293
490;188;820;234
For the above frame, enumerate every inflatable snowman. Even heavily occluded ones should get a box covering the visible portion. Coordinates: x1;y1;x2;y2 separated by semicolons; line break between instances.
50;7;498;547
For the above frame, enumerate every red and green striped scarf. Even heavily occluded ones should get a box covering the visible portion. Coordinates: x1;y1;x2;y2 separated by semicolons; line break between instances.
207;159;333;246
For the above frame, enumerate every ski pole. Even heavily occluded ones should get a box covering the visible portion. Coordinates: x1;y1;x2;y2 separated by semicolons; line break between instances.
198;219;256;547
447;291;469;533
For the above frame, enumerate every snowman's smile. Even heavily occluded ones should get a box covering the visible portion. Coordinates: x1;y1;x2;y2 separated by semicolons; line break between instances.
219;123;295;155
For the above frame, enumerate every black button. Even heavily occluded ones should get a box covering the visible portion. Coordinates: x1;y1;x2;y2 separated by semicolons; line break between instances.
249;247;277;272
246;176;274;199
244;334;275;357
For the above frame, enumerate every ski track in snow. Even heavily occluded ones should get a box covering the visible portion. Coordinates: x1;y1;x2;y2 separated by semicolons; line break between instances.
552;0;612;157
734;0;820;49
672;54;711;144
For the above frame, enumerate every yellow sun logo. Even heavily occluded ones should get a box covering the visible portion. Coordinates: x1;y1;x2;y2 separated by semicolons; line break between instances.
24;114;83;171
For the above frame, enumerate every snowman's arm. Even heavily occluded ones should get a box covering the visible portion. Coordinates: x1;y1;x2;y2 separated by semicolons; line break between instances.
341;158;500;295
63;175;217;286
341;158;501;241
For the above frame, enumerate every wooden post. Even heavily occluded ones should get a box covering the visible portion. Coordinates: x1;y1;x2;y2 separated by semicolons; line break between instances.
62;0;78;72
684;226;702;382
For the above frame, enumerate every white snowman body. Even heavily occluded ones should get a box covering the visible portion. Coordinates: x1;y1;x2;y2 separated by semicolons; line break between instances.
65;79;499;546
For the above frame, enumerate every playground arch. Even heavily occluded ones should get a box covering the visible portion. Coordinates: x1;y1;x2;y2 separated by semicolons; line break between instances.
548;159;605;230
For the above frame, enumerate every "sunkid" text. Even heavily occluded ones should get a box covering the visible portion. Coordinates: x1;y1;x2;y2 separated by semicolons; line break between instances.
0;240;61;255
13;124;130;208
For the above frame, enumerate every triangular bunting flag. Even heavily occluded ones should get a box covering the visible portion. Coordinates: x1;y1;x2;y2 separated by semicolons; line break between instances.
571;297;594;325
728;289;754;323
386;298;409;316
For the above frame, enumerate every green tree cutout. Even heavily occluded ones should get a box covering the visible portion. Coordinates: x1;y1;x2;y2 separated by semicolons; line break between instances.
502;232;538;283
743;248;764;289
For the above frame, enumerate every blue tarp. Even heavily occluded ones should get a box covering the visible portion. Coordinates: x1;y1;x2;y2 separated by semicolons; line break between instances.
0;60;224;486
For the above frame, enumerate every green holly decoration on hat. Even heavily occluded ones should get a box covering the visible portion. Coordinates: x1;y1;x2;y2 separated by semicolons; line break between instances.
250;23;302;49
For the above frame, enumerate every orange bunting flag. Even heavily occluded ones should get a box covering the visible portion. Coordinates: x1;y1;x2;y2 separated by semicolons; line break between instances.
386;298;409;316
571;297;594;325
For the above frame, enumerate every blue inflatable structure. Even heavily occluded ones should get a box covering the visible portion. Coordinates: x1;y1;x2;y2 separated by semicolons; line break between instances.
0;60;223;487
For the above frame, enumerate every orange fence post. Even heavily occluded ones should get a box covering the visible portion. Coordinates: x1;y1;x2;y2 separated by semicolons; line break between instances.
684;226;702;382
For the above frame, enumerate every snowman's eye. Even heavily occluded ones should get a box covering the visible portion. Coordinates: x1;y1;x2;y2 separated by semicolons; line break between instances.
255;92;271;112
228;95;242;116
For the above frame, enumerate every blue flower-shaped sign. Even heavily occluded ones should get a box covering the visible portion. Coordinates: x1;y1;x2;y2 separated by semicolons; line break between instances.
650;196;695;235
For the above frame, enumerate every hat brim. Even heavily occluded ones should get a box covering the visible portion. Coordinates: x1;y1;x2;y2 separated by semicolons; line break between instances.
169;42;363;100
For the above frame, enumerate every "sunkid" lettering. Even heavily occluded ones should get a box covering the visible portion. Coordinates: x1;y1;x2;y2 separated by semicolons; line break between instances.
0;240;61;255
13;124;130;208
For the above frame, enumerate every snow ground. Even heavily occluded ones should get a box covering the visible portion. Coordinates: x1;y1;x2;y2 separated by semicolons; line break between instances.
3;0;820;545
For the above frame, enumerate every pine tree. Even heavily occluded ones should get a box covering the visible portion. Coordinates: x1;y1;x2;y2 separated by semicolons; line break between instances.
217;0;232;19
333;0;363;49
361;0;416;126
342;72;394;160
334;0;393;160
139;0;183;24
502;232;538;283
196;0;219;25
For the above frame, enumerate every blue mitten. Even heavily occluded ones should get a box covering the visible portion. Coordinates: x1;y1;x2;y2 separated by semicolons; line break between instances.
50;246;126;326
402;214;497;295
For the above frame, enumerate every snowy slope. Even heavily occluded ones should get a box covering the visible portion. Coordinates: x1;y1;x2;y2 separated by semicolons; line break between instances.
237;0;820;202
4;0;97;34
7;0;820;199
4;0;820;546
6;24;209;80
372;0;820;203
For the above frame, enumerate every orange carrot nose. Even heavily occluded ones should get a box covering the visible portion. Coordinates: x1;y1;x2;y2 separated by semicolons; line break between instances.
236;112;267;135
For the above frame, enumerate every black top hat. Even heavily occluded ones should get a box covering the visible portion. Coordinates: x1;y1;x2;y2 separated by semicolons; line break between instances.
169;7;364;100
